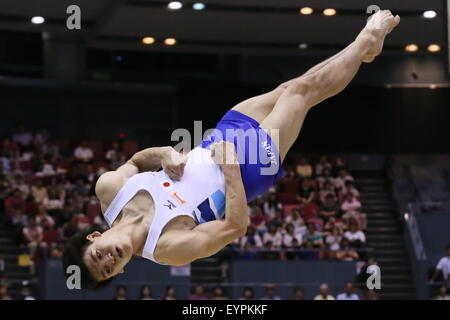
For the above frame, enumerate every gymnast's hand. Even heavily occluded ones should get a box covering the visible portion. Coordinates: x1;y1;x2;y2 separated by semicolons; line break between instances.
161;147;187;181
211;141;239;172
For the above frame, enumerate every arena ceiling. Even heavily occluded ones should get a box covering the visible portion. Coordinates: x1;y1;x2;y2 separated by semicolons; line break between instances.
0;0;446;55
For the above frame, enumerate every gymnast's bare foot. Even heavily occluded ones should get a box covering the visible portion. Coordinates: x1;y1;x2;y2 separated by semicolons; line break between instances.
356;10;401;63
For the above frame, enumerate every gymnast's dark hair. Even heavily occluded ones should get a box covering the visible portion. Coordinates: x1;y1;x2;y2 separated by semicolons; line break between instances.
62;226;114;290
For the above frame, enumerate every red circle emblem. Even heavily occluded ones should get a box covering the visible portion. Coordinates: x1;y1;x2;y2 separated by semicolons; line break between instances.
163;182;170;187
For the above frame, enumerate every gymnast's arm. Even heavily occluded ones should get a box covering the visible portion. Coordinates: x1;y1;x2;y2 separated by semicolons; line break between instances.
159;142;249;265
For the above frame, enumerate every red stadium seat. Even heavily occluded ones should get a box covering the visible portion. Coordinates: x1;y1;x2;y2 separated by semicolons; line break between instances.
283;204;300;217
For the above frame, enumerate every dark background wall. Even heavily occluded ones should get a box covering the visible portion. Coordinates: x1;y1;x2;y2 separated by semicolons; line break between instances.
1;78;450;154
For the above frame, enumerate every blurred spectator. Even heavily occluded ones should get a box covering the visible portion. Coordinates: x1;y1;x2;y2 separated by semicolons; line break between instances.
336;238;359;261
12;125;33;150
365;289;379;300
285;208;306;235
105;141;122;163
263;193;282;220
297;179;315;205
341;193;364;227
260;284;282;300
315;156;332;177
35;205;55;229
113;285;128;300
263;224;282;248
325;226;343;253
13;174;30;199
292;287;305;300
139;285;155;300
334;156;348;174
163;285;177;300
334;169;354;190
240;287;254;300
433;285;450;300
74;141;93;163
31;179;48;204
319;180;337;204
211;286;229;300
344;220;366;248
341;180;360;199
430;245;450;284
314;284;335;300
283;223;303;249
250;206;268;233
336;283;359;300
239;225;263;249
0;283;12;300
18;284;36;300
302;223;324;249
296;157;313;178
189;285;209;300
23;216;47;258
260;241;280;260
320;194;339;222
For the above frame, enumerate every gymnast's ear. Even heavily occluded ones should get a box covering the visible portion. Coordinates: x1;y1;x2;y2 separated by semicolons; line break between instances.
86;231;102;241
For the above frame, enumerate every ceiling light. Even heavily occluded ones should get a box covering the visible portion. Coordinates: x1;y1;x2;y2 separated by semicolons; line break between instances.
192;2;205;11
323;8;336;16
168;1;183;10
423;10;437;19
298;43;308;49
300;7;313;15
427;44;440;52
142;37;155;45
164;38;177;46
31;16;45;24
405;44;419;52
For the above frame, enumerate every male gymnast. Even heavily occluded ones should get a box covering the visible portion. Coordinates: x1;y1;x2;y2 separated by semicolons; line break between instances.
63;10;400;289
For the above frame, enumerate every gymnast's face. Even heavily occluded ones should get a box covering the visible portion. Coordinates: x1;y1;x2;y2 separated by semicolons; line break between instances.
82;231;133;281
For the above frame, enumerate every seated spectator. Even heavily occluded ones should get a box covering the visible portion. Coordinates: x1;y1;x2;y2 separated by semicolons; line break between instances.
240;287;254;300
18;284;36;300
336;238;359;261
430;245;450;284
105;141;122;163
35;205;55;229
113;285;128;300
211;286;229;300
364;289;379;300
433;285;450;300
240;226;263;249
13;174;30;199
334;156;348;174
283;223;303;248
12;124;33;150
292;287;305;300
189;285;209;300
270;209;285;229
74;141;94;163
340;180;360;200
315;155;332;177
139;285;155;300
297;179;316;205
314;284;335;300
334;168;354;191
0;256;5;277
62;215;80;241
163;285;177;300
302;223;324;249
250;206;268;234
260;284;282;300
4;188;26;217
320;194;339;221
262;193;282;220
324;217;346;235
344;220;366;248
0;284;12;300
260;241;280;260
23;216;47;259
31;179;48;204
319;180;337;204
263;224;283;248
326;226;343;252
341;192;362;222
336;283;359;300
284;208;306;235
296;157;313;178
